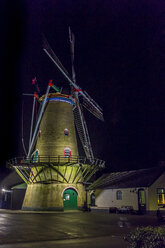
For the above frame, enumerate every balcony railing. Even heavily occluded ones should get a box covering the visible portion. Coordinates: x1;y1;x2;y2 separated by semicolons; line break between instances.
7;155;105;168
6;155;105;184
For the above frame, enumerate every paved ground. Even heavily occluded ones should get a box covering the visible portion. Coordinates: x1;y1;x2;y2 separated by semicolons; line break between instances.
0;210;161;248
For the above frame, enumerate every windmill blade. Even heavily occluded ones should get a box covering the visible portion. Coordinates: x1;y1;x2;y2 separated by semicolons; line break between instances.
69;27;76;83
82;91;104;121
42;35;104;121
74;103;94;160
42;34;73;85
83;91;102;112
27;82;51;158
82;99;104;121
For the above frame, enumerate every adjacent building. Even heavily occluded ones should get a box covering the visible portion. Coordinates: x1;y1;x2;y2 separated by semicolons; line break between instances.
0;171;26;209
88;166;165;213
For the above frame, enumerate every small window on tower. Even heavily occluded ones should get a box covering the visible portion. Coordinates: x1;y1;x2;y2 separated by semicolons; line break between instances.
64;147;71;158
64;128;69;136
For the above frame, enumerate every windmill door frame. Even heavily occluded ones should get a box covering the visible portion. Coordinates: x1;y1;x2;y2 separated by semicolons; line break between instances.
63;188;78;210
138;188;146;214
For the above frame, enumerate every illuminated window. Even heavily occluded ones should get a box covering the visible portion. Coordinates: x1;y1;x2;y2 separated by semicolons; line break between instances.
157;188;165;205
116;190;122;200
64;147;71;158
64;128;69;136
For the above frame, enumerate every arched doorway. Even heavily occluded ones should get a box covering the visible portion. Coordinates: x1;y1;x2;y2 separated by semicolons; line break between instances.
63;188;78;210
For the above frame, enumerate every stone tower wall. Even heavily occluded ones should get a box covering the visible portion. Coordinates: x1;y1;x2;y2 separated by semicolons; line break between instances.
36;95;78;157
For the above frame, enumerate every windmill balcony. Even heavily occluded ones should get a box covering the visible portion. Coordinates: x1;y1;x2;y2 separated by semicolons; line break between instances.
7;155;105;167
6;156;105;185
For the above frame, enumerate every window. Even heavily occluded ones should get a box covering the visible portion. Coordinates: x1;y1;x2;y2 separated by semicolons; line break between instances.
116;190;122;200
157;188;165;205
64;128;69;136
33;149;39;163
64;147;71;158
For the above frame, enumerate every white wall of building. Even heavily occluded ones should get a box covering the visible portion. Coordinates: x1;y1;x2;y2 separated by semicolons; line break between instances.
148;172;165;211
90;172;165;212
94;188;139;210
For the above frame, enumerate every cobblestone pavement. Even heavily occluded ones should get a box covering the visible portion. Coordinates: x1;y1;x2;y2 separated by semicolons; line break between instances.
0;210;159;248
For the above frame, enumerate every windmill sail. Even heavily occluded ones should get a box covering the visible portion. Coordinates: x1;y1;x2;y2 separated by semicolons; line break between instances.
82;91;104;121
69;27;76;83
82;100;103;121
42;35;104;122
74;103;94;160
42;34;73;84
69;28;94;160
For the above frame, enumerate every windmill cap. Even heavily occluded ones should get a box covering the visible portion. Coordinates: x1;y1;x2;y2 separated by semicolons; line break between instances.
39;93;74;105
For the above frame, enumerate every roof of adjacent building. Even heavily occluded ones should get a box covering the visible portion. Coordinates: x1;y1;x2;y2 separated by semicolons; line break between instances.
0;171;24;190
88;166;165;190
11;183;27;189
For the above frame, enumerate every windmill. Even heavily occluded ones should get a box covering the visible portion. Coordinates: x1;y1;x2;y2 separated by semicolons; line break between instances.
7;29;105;211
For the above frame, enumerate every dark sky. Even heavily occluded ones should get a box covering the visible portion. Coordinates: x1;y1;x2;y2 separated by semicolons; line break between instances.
0;0;165;173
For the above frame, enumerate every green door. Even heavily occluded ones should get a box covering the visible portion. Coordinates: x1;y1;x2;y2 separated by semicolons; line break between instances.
138;189;146;214
63;188;77;210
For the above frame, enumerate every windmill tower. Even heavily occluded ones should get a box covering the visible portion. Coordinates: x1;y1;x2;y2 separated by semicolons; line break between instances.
7;29;105;211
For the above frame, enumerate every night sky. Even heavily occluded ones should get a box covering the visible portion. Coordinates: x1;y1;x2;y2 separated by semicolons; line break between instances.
0;0;165;174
